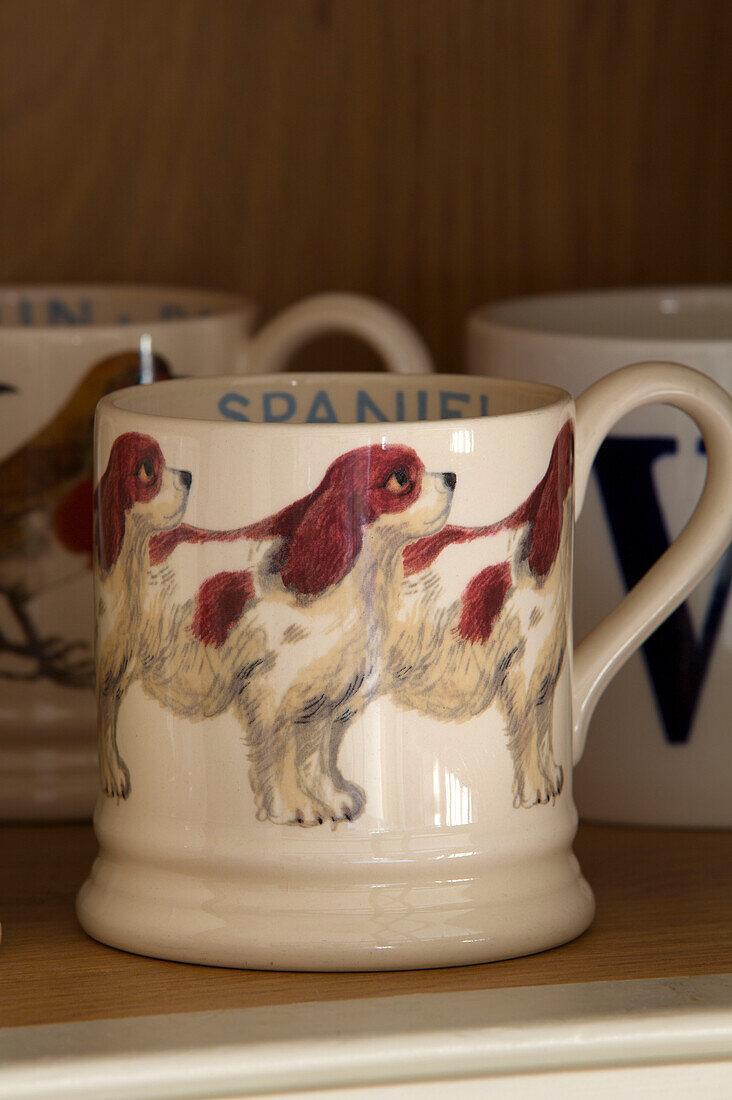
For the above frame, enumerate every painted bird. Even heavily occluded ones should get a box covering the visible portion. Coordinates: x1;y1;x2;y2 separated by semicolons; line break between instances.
0;349;172;685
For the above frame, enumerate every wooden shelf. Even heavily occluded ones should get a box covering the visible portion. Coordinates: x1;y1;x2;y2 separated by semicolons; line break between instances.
1;822;730;1029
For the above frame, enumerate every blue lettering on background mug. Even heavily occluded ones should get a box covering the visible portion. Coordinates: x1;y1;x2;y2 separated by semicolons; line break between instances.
0;295;207;327
594;435;731;747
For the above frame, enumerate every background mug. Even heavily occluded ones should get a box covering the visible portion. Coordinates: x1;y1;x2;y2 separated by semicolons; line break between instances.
77;364;732;970
0;284;433;821
468;287;732;827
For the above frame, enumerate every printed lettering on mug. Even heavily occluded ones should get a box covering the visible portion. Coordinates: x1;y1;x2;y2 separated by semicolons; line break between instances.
0;294;204;327
217;387;491;424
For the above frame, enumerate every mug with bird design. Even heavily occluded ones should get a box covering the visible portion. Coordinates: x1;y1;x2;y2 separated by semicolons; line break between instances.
0;284;433;820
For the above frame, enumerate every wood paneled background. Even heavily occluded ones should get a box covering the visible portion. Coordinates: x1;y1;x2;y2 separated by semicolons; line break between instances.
0;0;729;370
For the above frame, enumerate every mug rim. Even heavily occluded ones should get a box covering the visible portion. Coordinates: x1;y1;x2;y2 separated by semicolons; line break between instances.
469;284;732;345
99;371;572;432
0;282;255;335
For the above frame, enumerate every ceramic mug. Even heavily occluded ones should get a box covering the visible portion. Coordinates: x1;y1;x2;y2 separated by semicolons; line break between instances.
77;363;732;970
467;287;732;827
0;285;433;821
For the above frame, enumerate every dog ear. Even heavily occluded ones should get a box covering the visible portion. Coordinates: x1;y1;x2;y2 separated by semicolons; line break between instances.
280;487;363;596
95;448;130;575
524;422;573;578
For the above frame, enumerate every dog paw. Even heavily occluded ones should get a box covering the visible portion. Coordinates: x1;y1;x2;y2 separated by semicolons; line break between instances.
513;763;563;808
328;781;367;824
257;783;367;828
100;755;131;801
301;773;367;826
262;789;330;828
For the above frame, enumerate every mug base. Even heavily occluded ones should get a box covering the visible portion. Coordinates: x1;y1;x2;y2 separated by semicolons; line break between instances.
76;847;596;971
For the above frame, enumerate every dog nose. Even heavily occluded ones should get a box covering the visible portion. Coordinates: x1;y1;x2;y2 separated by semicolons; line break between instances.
179;470;192;490
443;472;457;491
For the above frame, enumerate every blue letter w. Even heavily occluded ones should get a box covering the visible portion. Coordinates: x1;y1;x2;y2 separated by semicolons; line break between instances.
594;436;731;744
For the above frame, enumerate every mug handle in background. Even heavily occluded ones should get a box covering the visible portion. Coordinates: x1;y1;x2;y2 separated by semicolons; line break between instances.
572;361;732;764
240;292;435;375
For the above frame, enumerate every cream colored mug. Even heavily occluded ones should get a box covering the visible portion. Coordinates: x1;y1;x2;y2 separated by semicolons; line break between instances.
0;285;432;820
77;363;732;970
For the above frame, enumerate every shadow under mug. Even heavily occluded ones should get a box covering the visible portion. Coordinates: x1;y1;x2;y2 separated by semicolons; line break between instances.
467;286;732;827
77;363;732;969
0;284;433;821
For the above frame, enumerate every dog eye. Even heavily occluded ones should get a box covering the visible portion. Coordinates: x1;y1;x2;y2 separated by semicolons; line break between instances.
385;468;410;492
137;459;156;484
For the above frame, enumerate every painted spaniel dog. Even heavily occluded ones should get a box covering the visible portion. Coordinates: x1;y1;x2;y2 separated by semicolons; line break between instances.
389;421;574;807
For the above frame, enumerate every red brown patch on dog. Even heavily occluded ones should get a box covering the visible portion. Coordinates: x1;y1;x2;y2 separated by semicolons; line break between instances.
403;524;487;576
455;561;512;644
148;522;248;566
247;444;426;596
508;420;573;577
191;570;255;647
95;432;165;575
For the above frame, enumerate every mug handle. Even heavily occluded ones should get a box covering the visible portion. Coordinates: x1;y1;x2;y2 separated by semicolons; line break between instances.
572;361;732;763
241;293;434;375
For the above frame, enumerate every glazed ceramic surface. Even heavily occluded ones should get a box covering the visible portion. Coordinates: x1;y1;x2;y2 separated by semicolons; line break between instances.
468;287;732;826
0;286;432;821
77;366;732;970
